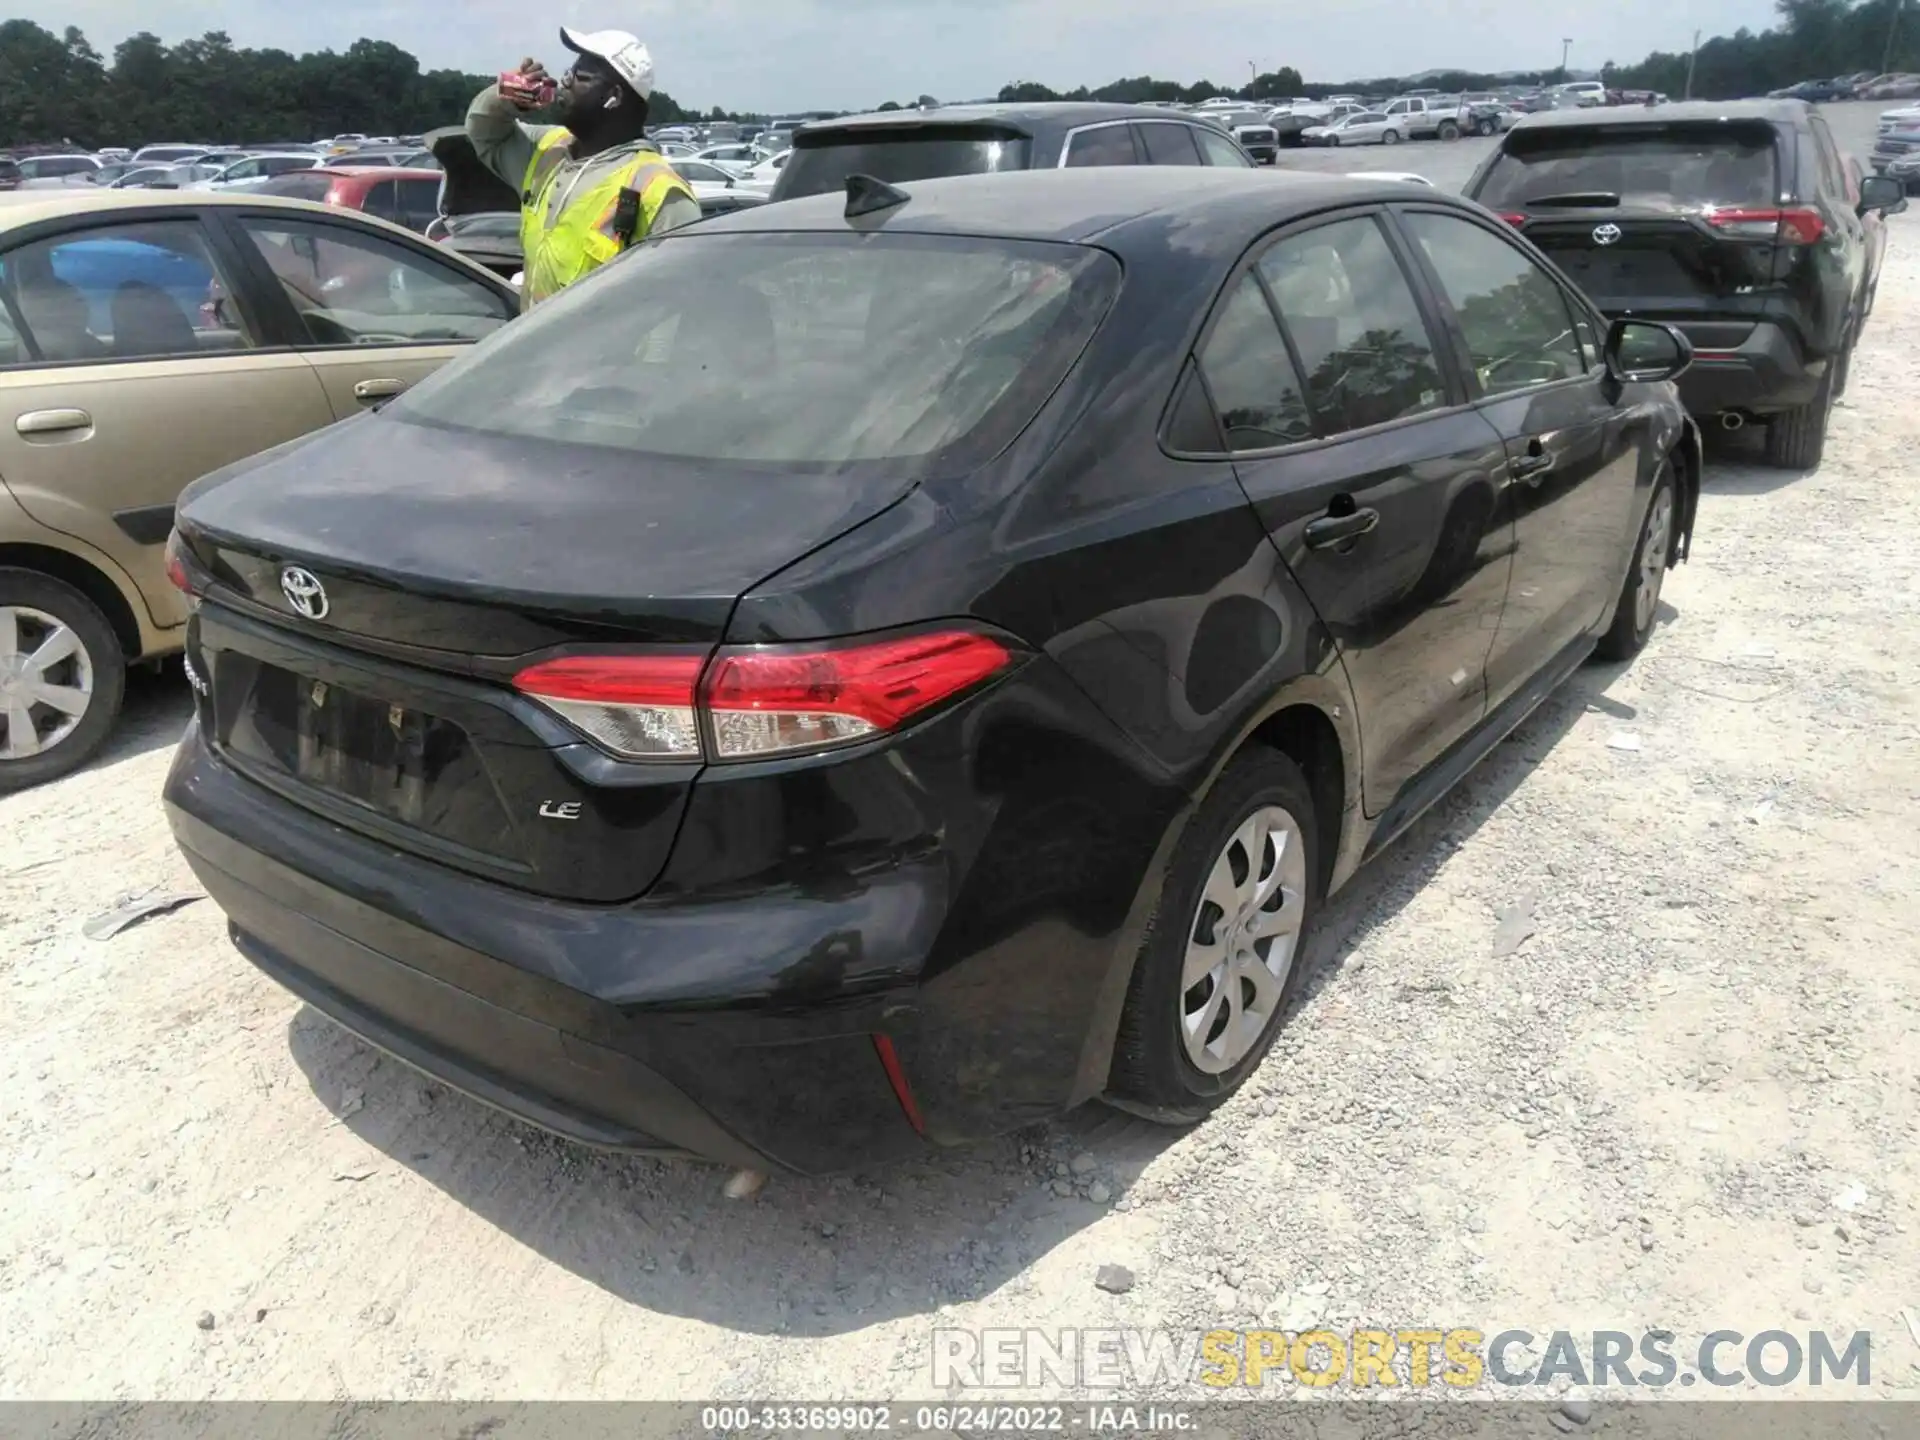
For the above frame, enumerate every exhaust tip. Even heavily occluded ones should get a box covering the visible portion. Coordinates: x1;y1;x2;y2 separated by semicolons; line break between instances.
1720;411;1746;431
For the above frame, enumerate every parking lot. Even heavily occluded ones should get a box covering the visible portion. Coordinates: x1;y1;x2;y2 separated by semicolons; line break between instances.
3;103;1918;1402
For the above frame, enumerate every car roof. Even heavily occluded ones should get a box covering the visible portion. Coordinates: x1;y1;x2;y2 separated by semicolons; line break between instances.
1514;98;1811;131
676;166;1477;248
0;187;475;247
799;102;1224;137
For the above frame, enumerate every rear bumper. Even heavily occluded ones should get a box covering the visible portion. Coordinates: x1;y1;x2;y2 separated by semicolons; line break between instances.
1673;321;1825;417
164;719;940;1174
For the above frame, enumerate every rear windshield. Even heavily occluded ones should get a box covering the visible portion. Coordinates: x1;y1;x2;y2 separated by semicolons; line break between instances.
393;231;1116;473
1476;122;1780;209
773;127;1032;200
254;173;334;202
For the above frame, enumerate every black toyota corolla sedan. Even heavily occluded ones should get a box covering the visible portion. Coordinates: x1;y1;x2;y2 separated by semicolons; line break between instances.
164;168;1701;1174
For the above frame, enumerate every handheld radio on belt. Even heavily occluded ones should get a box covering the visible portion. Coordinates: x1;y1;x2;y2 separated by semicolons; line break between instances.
612;189;641;249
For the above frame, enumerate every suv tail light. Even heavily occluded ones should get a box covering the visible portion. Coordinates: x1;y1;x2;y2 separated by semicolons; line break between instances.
1705;206;1826;245
513;630;1014;764
1496;211;1526;227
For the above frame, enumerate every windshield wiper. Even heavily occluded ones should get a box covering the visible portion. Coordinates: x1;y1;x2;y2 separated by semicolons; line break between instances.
1521;191;1623;208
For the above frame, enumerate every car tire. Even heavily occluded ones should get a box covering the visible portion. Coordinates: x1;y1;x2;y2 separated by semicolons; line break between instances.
1382;128;1401;145
1326;135;1341;147
1476;117;1497;136
1762;355;1838;470
0;568;126;793
1107;749;1321;1124
1438;120;1461;141
1594;464;1676;663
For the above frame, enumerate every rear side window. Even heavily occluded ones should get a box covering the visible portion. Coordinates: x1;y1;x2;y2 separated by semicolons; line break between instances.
361;180;400;222
1195;128;1253;167
1195;275;1313;450
0;220;255;363
774;128;1032;200
1137;122;1203;165
1475;123;1780;209
1065;124;1139;167
394;232;1117;473
1256;215;1448;435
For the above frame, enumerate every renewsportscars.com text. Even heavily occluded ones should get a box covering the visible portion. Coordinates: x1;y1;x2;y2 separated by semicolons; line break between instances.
931;1328;1872;1390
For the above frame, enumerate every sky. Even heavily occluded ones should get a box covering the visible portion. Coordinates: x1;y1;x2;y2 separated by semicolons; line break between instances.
26;0;1784;115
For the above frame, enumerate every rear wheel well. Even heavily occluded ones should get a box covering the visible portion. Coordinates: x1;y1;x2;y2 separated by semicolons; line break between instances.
1246;704;1345;896
0;544;144;658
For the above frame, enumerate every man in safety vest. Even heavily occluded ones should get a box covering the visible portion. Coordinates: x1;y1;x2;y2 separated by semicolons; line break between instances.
466;27;700;308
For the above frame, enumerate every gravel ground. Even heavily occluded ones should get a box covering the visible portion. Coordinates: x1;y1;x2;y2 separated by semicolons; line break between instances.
3;103;1918;1405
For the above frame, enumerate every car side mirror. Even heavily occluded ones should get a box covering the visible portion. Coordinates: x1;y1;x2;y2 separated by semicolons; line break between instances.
1858;174;1908;215
1605;318;1692;385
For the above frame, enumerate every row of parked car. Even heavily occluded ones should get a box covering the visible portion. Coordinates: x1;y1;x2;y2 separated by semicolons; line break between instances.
1870;99;1920;191
1771;71;1920;102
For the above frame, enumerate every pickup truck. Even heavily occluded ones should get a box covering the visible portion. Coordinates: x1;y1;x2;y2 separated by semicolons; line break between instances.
1381;95;1463;141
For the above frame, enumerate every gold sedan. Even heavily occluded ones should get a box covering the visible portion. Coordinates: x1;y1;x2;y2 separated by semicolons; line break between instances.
0;188;517;789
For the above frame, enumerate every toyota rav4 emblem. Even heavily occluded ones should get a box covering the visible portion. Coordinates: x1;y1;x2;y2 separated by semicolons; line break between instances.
1592;223;1623;246
280;566;329;620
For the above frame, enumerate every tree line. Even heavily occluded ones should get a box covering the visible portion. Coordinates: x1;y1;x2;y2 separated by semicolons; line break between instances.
0;21;717;149
0;0;1915;151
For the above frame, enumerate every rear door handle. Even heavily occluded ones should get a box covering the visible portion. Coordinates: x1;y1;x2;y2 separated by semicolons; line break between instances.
353;378;406;403
1303;507;1381;551
15;408;92;436
1508;450;1554;484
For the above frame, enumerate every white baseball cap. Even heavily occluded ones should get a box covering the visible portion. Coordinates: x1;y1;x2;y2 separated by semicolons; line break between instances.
558;26;655;101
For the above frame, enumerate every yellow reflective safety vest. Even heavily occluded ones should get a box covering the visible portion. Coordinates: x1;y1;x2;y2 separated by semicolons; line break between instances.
519;130;696;307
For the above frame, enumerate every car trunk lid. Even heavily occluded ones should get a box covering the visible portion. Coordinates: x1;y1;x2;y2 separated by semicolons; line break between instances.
177;416;916;903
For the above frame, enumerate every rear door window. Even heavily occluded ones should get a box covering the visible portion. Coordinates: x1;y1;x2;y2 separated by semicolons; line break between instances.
1064;124;1139;167
1136;122;1203;165
1194;127;1253;167
1195;275;1313;450
1255;215;1449;435
0;220;256;363
1475;122;1780;210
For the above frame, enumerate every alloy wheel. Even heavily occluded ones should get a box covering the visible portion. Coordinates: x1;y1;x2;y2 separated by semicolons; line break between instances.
0;605;94;760
1635;488;1673;635
1180;804;1308;1074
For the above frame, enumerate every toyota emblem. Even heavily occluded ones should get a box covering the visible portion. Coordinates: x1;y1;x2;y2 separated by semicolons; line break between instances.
1592;223;1623;246
279;566;329;620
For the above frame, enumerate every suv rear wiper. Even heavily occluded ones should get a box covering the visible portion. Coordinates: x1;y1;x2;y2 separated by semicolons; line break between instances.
1521;191;1623;208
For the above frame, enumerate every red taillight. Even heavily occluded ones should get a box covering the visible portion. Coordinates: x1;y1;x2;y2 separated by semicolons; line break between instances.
164;530;195;595
512;630;1013;764
1498;211;1527;226
703;631;1011;760
512;653;704;760
1705;206;1825;245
